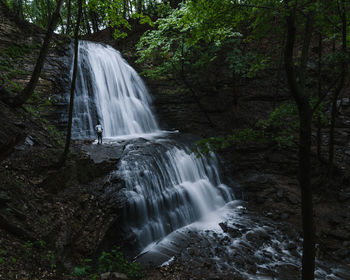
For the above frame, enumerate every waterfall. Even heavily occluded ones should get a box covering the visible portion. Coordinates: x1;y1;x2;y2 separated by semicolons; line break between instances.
73;41;234;252
117;140;233;250
72;41;159;139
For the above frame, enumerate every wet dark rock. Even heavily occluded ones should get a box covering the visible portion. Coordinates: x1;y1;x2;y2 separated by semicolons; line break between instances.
276;188;284;199
281;213;289;220
276;264;299;280
286;194;299;205
330;229;350;240
334;268;350;279
336;248;350;258
0;191;11;207
24;136;34;146
245;230;269;247
219;222;242;238
286;242;297;250
255;196;265;204
14;121;25;128
338;191;350;202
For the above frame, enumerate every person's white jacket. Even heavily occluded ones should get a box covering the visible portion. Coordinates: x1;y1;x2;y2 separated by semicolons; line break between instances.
95;124;103;133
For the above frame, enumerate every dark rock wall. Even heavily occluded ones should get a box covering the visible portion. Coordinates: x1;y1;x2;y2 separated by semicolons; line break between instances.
0;1;72;133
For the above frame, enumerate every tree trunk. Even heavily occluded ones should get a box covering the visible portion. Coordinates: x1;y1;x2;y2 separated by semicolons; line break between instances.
7;0;64;108
284;1;315;279
60;0;82;165
316;33;322;161
66;0;71;35
123;0;127;18
89;10;99;33
12;0;24;20
274;35;285;108
83;3;91;35
46;0;52;26
328;0;347;175
137;0;142;13
170;0;181;9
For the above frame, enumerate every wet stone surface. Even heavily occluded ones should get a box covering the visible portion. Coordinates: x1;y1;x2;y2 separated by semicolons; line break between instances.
139;202;350;280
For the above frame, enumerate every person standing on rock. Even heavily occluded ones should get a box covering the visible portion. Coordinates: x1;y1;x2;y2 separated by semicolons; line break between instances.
95;122;103;144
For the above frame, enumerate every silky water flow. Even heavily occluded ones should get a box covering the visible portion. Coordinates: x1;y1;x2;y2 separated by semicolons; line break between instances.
71;41;349;279
72;40;234;252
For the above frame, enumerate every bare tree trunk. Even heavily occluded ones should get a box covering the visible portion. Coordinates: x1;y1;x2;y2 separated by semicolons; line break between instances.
170;0;181;8
123;0;127;18
66;0;71;35
83;2;91;35
137;0;142;13
316;33;322;161
12;0;24;20
284;1;315;279
328;0;347;175
60;0;82;165
6;0;64;108
274;35;285;108
89;10;99;33
46;0;52;26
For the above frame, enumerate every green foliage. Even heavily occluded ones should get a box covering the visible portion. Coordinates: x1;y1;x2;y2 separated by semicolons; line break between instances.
23;241;33;258
47;124;64;147
34;240;47;249
74;258;92;276
256;102;298;148
195;96;330;154
136;0;273;85
137;3;242;79
4;44;26;59
193;128;265;156
98;246;143;279
87;0;153;40
45;251;56;269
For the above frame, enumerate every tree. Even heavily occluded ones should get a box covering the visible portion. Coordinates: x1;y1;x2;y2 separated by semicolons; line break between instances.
66;0;71;35
284;0;316;278
1;0;64;108
327;0;348;174
11;0;23;19
60;0;83;165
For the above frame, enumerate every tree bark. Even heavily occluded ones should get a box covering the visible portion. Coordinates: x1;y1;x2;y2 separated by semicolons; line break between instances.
66;0;71;35
6;0;64;108
60;0;82;165
284;1;315;279
89;10;99;33
83;2;91;35
137;0;142;13
46;0;52;26
328;0;347;175
316;33;323;161
12;0;24;20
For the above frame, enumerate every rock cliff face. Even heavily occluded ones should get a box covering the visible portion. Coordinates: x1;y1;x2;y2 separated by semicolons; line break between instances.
0;4;126;278
0;1;72;133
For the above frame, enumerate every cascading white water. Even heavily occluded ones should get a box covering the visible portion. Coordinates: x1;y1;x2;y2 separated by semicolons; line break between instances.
73;40;234;252
72;41;159;139
117;141;233;249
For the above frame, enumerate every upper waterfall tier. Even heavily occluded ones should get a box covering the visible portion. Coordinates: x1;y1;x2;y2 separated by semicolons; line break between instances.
72;41;160;139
